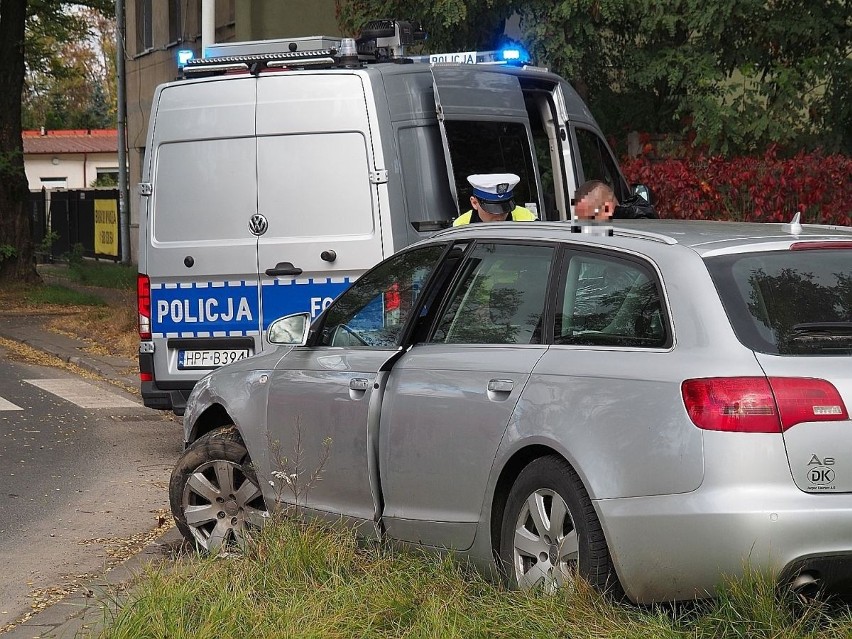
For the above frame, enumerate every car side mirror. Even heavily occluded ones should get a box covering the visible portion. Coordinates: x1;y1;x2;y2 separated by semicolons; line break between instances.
267;312;311;346
632;183;653;204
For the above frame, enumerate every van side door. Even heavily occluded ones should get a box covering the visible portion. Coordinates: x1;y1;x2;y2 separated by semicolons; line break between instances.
431;67;542;218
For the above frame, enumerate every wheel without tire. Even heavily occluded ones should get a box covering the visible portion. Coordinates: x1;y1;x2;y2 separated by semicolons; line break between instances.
169;427;268;552
499;455;620;594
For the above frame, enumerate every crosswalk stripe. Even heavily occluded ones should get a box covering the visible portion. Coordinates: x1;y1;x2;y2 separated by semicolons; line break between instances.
24;379;139;409
0;396;23;411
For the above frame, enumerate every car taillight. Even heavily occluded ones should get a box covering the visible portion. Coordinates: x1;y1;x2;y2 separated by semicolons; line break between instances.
768;377;848;430
681;377;848;433
137;274;151;340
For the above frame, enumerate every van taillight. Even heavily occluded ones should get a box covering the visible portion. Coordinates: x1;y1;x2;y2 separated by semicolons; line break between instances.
681;377;848;433
137;274;151;339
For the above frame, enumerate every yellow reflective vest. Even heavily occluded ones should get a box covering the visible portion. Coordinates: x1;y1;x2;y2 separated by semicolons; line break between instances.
452;206;537;226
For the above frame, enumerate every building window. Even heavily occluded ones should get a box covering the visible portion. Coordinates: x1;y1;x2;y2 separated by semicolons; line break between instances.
94;168;119;187
169;0;182;43
41;177;68;190
136;0;153;53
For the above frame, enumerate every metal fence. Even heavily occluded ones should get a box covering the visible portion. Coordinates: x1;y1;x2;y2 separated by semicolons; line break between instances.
29;188;121;262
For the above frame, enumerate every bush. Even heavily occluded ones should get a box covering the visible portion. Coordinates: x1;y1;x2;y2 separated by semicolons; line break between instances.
622;148;852;225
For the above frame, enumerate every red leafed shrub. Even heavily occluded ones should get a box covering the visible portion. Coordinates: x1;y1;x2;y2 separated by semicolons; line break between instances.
621;148;852;226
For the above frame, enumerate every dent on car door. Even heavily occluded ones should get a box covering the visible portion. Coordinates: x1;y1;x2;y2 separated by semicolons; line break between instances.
379;241;557;550
431;67;542;217
263;244;447;527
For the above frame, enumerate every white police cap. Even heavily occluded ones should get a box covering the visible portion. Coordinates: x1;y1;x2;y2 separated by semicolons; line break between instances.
467;173;520;202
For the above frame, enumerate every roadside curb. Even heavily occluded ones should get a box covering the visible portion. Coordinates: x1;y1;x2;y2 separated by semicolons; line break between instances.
2;528;184;639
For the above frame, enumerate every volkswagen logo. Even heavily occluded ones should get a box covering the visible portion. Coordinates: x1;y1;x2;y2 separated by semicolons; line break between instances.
248;214;268;236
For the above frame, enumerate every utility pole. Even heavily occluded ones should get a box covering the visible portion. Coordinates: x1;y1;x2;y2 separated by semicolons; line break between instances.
116;0;131;264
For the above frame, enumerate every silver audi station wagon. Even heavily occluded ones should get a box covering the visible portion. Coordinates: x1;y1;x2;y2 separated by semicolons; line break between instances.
171;219;852;603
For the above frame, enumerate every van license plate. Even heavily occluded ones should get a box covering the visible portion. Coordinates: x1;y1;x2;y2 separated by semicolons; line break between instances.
178;349;252;369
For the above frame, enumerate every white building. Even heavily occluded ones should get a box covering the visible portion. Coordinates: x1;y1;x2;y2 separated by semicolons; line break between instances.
23;129;119;190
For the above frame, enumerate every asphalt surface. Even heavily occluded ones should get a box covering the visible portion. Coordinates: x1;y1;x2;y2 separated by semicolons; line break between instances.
0;308;186;639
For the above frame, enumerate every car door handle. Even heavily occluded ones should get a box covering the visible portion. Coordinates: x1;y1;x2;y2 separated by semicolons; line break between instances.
265;261;303;277
487;379;514;393
349;377;370;391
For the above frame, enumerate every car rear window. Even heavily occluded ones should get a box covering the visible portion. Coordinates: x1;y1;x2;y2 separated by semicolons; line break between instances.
705;248;852;355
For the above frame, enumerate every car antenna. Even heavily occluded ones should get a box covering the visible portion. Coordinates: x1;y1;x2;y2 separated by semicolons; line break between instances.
782;211;803;235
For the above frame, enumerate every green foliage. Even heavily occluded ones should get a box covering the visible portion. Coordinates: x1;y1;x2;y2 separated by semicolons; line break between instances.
91;170;118;187
63;242;86;266
24;284;105;306
0;245;17;262
22;3;117;130
335;0;851;155
99;518;852;638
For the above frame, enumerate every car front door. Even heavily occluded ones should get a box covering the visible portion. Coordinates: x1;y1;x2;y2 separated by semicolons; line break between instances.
378;241;557;550
264;244;447;526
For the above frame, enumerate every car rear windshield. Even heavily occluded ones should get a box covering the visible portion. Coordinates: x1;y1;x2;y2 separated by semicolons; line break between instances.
705;248;852;355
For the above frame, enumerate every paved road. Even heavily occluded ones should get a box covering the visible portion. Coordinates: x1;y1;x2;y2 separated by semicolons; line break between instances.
0;349;181;626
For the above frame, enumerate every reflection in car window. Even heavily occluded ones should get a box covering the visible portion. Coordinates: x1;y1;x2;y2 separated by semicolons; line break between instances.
556;253;667;347
706;249;852;355
431;243;554;345
318;245;445;347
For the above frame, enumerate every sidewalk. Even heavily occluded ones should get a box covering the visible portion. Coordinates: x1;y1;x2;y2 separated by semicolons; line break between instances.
0;275;184;638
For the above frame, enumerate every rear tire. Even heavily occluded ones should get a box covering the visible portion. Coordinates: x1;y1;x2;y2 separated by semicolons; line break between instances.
498;455;620;594
169;427;268;553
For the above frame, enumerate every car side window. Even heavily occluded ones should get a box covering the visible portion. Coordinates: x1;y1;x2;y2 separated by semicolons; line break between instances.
317;245;446;348
430;243;554;345
555;252;667;348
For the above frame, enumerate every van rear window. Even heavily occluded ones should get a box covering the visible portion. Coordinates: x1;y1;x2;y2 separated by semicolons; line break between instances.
705;249;852;355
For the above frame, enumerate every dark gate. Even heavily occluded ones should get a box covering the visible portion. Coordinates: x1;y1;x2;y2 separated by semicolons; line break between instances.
30;189;121;262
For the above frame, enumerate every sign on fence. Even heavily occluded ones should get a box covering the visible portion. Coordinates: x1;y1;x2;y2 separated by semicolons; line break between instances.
94;199;119;257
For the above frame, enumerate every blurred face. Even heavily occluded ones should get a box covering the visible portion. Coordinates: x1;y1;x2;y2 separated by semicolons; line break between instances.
471;196;513;222
575;189;615;221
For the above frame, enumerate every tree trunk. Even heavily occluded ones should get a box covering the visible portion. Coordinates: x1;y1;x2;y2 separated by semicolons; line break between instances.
0;0;39;284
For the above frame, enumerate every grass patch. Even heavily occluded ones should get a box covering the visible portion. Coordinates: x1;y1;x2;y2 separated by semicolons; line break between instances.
66;261;137;289
99;519;852;639
36;259;136;290
25;284;106;307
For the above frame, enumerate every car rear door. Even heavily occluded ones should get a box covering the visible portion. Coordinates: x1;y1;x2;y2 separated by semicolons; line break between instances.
378;241;557;550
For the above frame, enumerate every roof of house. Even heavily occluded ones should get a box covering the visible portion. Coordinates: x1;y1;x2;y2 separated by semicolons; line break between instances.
23;129;118;155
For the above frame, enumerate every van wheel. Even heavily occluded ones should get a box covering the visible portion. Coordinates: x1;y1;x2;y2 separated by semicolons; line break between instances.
498;455;620;595
169;427;268;553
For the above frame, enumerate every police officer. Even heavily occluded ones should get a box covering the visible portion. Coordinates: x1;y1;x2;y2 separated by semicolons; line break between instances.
453;173;538;226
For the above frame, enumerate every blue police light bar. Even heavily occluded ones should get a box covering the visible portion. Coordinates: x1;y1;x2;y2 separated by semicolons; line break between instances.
499;46;531;64
177;49;194;67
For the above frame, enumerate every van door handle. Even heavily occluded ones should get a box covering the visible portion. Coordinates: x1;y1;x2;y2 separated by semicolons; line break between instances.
265;262;303;277
349;377;370;391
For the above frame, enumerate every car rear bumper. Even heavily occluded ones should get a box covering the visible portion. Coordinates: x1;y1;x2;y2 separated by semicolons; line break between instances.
597;486;852;603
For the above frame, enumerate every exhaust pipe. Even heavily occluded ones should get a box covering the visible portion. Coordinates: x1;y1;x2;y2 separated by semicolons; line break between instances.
790;571;821;599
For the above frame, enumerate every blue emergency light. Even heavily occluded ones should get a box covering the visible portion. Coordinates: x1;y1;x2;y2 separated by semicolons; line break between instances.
177;49;194;67
498;45;531;64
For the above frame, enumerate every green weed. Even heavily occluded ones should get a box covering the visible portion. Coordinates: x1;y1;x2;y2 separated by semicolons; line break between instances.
25;285;106;307
98;519;852;639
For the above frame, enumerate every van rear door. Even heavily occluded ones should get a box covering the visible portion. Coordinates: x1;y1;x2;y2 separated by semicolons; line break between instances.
431;66;541;216
146;77;261;384
255;72;385;333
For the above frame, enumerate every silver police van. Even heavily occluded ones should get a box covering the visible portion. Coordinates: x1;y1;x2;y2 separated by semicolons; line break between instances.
137;22;637;414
